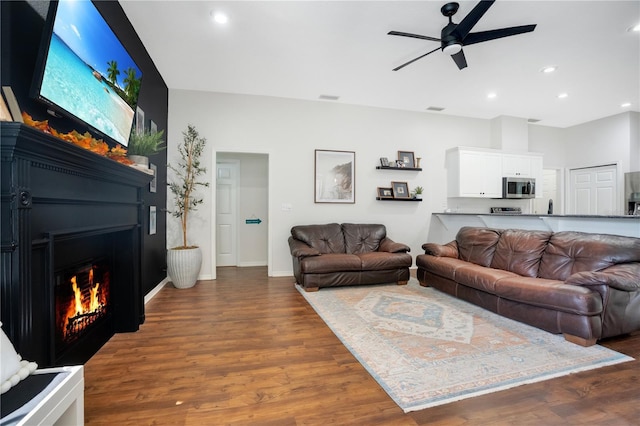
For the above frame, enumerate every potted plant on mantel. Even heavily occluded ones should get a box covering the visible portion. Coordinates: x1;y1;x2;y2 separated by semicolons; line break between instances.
166;125;209;289
127;129;166;168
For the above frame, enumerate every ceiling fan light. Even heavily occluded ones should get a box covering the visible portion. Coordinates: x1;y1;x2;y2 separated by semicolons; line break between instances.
443;43;462;56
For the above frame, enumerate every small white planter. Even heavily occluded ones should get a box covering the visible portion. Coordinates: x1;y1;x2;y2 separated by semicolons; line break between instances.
167;247;202;289
128;155;149;168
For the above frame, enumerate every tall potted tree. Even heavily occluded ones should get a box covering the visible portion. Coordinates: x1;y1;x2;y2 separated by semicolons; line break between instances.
166;125;209;289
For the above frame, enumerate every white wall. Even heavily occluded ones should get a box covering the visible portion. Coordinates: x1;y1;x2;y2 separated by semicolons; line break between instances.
168;90;491;277
562;112;635;171
167;91;639;278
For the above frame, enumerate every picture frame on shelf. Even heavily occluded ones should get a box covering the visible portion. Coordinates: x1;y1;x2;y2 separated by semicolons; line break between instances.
377;187;394;199
314;149;355;203
396;160;405;168
0;91;12;121
150;120;157;133
391;181;410;199
398;151;415;168
2;86;23;123
380;157;390;167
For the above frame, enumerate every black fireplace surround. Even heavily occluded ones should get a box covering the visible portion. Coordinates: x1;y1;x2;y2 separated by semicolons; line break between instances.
1;122;153;367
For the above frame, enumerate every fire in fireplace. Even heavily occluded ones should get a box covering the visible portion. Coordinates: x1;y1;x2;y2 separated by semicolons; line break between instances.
55;260;111;352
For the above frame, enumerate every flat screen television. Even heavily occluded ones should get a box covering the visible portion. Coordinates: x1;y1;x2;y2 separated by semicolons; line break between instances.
31;0;142;147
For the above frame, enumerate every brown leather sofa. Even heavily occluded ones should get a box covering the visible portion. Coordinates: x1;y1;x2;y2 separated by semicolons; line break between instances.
416;226;640;346
289;223;412;292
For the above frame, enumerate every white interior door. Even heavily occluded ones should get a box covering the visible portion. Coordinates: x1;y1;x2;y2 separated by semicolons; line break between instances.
568;164;617;215
216;162;239;266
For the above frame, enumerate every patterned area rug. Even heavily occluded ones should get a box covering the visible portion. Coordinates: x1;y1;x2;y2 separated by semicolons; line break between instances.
297;280;633;412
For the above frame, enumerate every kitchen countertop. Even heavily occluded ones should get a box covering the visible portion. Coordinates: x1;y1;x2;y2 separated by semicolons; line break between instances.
435;212;640;220
429;212;640;242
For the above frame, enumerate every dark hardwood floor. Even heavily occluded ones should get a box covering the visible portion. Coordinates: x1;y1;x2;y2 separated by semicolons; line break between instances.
84;267;640;425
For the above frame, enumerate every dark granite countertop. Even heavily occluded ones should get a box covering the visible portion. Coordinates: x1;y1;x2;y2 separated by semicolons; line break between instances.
434;212;640;220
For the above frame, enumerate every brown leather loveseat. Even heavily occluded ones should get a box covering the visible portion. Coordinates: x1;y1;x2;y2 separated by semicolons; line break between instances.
416;226;640;346
289;223;412;292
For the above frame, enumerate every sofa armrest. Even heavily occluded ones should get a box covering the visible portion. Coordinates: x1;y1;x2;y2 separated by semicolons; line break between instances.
288;237;321;258
565;263;640;292
421;241;458;258
379;237;410;253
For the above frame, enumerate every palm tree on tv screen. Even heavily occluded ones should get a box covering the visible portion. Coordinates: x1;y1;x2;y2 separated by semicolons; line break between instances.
106;60;120;87
123;67;141;106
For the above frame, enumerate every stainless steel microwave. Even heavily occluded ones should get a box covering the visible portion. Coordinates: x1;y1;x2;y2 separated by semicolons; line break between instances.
502;177;535;199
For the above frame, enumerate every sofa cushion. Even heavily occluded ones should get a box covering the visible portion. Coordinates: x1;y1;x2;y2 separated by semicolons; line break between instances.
357;252;412;270
291;223;345;254
300;253;361;273
455;264;520;293
494;277;603;315
342;223;386;254
539;231;640;280
416;255;469;281
456;227;501;267
490;229;551;277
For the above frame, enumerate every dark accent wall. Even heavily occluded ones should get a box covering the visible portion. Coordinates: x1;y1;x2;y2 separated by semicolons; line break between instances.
1;0;168;297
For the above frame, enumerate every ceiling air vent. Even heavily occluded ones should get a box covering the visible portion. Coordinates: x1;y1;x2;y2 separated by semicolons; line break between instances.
426;106;445;112
319;94;340;101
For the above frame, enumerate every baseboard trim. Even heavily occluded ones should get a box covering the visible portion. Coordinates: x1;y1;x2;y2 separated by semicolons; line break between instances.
238;261;268;267
144;277;169;304
270;271;294;278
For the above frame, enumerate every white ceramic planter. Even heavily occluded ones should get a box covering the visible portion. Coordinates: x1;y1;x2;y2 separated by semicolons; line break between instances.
128;155;149;167
167;247;202;289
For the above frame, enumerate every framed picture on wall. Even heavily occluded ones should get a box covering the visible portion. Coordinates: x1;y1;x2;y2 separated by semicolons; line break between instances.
136;106;144;135
315;150;355;203
397;151;415;168
149;206;156;235
392;181;410;199
149;163;157;193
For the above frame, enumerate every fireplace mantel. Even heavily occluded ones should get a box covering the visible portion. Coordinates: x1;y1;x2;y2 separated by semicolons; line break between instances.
1;122;154;366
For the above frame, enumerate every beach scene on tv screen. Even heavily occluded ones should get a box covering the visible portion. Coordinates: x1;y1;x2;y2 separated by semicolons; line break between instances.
40;0;142;146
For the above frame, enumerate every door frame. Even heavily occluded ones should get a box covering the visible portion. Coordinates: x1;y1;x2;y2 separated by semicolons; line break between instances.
212;152;271;276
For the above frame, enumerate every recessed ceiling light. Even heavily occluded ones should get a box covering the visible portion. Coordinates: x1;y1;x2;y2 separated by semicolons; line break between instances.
621;102;632;108
540;66;557;73
211;12;229;24
487;92;497;99
627;23;640;32
426;106;445;112
557;93;568;99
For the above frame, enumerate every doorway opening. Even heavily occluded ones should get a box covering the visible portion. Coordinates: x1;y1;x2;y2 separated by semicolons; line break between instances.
215;153;269;272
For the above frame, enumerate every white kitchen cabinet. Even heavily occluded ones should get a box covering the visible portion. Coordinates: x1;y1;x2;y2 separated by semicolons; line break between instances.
447;148;502;198
502;154;532;177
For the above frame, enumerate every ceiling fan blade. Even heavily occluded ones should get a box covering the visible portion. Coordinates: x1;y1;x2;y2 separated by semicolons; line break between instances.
453;0;495;38
463;25;537;46
392;46;442;71
451;49;468;70
388;31;441;42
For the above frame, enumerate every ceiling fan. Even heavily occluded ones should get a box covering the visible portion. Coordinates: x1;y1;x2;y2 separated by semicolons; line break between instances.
388;0;536;71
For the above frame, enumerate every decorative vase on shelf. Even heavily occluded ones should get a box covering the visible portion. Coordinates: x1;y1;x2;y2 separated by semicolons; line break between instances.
416;157;422;168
